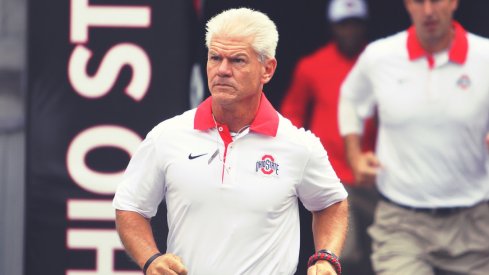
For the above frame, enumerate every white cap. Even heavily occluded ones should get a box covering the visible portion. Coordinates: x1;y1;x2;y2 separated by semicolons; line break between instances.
328;0;368;23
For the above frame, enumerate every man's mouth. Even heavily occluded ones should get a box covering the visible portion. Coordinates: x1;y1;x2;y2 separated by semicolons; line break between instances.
214;82;233;87
424;20;438;30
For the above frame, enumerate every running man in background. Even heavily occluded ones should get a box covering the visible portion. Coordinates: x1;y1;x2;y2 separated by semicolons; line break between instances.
281;0;377;274
339;0;489;274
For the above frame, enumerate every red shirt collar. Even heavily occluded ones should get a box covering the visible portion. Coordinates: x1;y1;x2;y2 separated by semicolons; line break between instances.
407;21;468;64
194;93;279;137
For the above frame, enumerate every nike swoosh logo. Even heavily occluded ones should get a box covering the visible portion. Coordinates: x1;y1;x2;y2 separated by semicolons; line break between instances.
188;153;208;160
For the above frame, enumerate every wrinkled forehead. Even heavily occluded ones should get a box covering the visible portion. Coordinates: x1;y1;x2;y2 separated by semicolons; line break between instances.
208;36;256;55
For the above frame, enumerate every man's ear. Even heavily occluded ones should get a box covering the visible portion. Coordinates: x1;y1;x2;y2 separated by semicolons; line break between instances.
262;58;277;84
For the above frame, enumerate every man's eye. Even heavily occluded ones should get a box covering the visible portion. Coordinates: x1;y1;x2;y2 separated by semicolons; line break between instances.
209;55;221;61
232;58;245;63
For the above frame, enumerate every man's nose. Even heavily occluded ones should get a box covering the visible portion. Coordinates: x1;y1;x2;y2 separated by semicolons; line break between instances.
217;59;232;76
423;1;434;16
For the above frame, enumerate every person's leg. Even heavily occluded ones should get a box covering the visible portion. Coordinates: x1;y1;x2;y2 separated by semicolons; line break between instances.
341;186;378;275
430;202;489;275
340;193;362;275
369;201;435;275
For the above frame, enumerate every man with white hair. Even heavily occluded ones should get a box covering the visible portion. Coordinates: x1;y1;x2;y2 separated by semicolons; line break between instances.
114;7;349;275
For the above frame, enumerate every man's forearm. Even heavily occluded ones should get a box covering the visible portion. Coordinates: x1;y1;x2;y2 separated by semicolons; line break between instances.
311;199;349;255
115;210;160;269
343;134;362;169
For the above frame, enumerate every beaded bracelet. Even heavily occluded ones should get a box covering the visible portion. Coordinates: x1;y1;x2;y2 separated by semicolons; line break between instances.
307;249;342;275
143;252;163;275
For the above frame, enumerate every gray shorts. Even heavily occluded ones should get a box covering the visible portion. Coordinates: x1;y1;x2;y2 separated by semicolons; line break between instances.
369;200;489;275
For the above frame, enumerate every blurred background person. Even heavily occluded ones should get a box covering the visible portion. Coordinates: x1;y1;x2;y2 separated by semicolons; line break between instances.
281;0;377;274
339;0;489;274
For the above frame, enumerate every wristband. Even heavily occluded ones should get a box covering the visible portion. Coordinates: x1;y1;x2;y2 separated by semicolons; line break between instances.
143;252;163;275
307;249;341;275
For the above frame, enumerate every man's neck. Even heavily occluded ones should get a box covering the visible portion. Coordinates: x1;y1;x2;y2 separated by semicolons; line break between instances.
337;43;365;60
212;102;259;132
420;28;454;54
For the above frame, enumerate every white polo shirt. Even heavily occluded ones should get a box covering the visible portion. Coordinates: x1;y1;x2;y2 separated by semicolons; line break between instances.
114;94;347;275
339;22;489;208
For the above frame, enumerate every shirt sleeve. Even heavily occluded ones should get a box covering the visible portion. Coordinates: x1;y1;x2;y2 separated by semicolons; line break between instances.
338;47;376;136
112;132;166;218
296;133;348;212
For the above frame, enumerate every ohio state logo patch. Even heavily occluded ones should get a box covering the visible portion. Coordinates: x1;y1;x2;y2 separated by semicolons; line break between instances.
456;74;471;90
256;155;279;175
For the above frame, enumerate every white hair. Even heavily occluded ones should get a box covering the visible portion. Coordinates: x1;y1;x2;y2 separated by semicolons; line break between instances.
205;7;279;60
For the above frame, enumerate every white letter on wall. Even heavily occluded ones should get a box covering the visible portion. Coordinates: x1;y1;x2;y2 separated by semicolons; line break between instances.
66;229;140;275
66;125;142;195
68;44;151;101
70;0;150;43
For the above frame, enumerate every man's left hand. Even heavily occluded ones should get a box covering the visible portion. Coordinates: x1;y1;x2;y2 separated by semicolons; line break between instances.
307;260;337;275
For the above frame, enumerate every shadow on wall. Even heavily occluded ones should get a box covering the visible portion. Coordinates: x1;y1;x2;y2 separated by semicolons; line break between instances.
0;69;25;275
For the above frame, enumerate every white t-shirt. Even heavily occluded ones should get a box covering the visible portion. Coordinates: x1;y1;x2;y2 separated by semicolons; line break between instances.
114;94;347;275
339;22;489;208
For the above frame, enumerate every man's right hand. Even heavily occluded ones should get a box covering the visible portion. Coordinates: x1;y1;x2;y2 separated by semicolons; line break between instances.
146;253;188;275
351;151;380;186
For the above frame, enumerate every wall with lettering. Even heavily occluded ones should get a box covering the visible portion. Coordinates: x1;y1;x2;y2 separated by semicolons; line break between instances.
25;0;199;274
